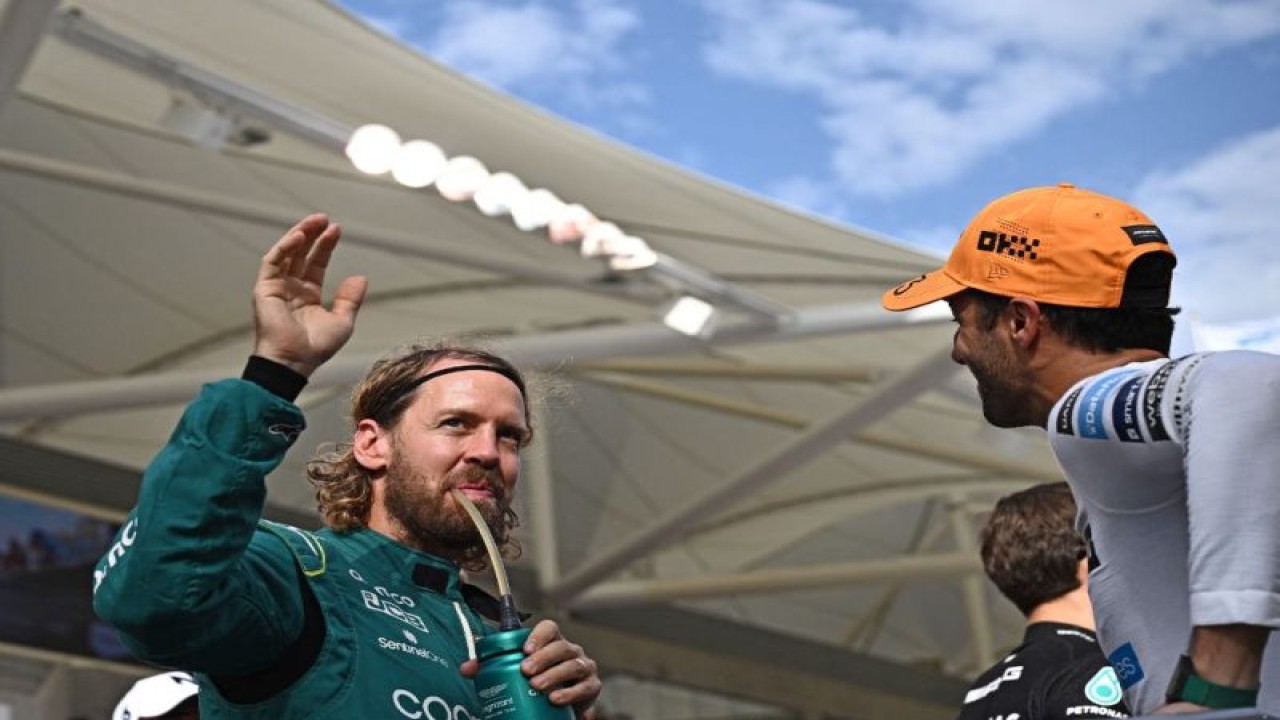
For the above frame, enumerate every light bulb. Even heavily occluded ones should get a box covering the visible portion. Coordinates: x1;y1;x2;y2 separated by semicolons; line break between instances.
580;222;623;258
511;189;563;232
436;156;490;201
391;139;447;188
473;172;528;217
548;203;595;244
345;124;401;175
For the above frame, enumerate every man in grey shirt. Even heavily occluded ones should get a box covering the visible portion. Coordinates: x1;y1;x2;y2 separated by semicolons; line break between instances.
882;183;1280;715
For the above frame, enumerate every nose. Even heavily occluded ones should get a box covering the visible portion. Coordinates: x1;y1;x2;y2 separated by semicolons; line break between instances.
463;427;501;468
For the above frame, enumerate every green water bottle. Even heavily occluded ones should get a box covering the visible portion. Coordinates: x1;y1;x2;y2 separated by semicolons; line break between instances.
474;627;574;720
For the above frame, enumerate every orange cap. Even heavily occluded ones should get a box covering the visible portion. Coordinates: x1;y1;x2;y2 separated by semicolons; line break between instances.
882;183;1176;311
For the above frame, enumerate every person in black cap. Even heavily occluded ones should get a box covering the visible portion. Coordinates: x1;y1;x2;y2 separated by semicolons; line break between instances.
93;214;601;719
958;483;1129;720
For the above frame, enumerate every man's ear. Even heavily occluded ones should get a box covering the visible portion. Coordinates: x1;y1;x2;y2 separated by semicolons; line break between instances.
353;418;391;473
1006;297;1044;349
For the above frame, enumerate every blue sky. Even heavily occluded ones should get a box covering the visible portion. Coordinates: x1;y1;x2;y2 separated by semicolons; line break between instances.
338;0;1280;343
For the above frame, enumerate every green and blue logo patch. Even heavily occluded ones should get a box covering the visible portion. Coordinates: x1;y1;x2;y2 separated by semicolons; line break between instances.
1085;666;1124;706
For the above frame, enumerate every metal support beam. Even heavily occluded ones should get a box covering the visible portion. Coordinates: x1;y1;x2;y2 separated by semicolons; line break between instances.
571;551;979;608
0;0;59;115
844;507;948;649
546;349;960;603
51;8;350;149
693;478;1027;544
949;493;994;672
579;358;881;382
579;371;1061;489
0;293;947;422
528;402;562;593
35;661;71;720
576;372;1052;570
650;252;792;322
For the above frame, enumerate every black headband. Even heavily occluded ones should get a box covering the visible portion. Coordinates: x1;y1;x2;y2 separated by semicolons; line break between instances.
377;363;526;422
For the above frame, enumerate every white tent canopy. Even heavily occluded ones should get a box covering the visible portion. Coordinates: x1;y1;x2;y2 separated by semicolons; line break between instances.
0;1;1064;717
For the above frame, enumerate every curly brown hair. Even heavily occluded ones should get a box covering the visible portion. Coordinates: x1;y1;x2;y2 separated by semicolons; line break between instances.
306;343;528;569
979;481;1086;616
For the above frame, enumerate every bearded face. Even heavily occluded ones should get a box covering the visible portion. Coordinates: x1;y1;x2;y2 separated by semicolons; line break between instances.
948;294;1037;429
965;329;1034;428
382;448;513;560
360;358;528;565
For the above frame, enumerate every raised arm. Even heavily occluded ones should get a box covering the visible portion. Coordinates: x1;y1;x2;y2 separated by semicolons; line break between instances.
92;215;366;674
252;213;367;377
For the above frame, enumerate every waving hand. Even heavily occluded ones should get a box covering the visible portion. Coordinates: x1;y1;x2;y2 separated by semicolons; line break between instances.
252;214;367;377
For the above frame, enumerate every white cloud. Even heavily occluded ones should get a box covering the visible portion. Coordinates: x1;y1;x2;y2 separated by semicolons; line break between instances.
891;223;961;260
697;0;1280;198
766;175;848;220
1190;316;1280;354
426;0;648;110
1132;125;1280;323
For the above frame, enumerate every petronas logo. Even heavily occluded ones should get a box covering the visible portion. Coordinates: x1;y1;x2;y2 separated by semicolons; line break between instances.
1085;667;1123;706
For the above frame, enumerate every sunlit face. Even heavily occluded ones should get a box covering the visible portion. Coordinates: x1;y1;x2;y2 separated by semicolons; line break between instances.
946;293;1034;428
380;359;529;555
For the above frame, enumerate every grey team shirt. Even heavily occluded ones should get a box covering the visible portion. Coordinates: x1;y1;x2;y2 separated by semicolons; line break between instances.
1048;351;1280;714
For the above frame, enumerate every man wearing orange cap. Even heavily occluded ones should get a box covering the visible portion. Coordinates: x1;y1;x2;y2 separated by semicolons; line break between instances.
882;183;1280;715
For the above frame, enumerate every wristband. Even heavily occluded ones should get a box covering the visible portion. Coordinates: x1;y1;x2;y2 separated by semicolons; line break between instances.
242;355;307;401
1165;654;1259;709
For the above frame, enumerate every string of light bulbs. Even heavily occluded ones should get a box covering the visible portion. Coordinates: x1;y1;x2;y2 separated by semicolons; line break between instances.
344;123;659;273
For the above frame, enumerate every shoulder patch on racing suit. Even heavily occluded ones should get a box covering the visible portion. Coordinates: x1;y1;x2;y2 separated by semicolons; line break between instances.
259;520;327;577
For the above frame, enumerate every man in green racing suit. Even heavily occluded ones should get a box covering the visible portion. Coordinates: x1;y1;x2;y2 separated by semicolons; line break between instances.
93;214;602;719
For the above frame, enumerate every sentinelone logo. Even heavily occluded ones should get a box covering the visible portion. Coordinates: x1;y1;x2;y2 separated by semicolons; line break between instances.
378;633;448;668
